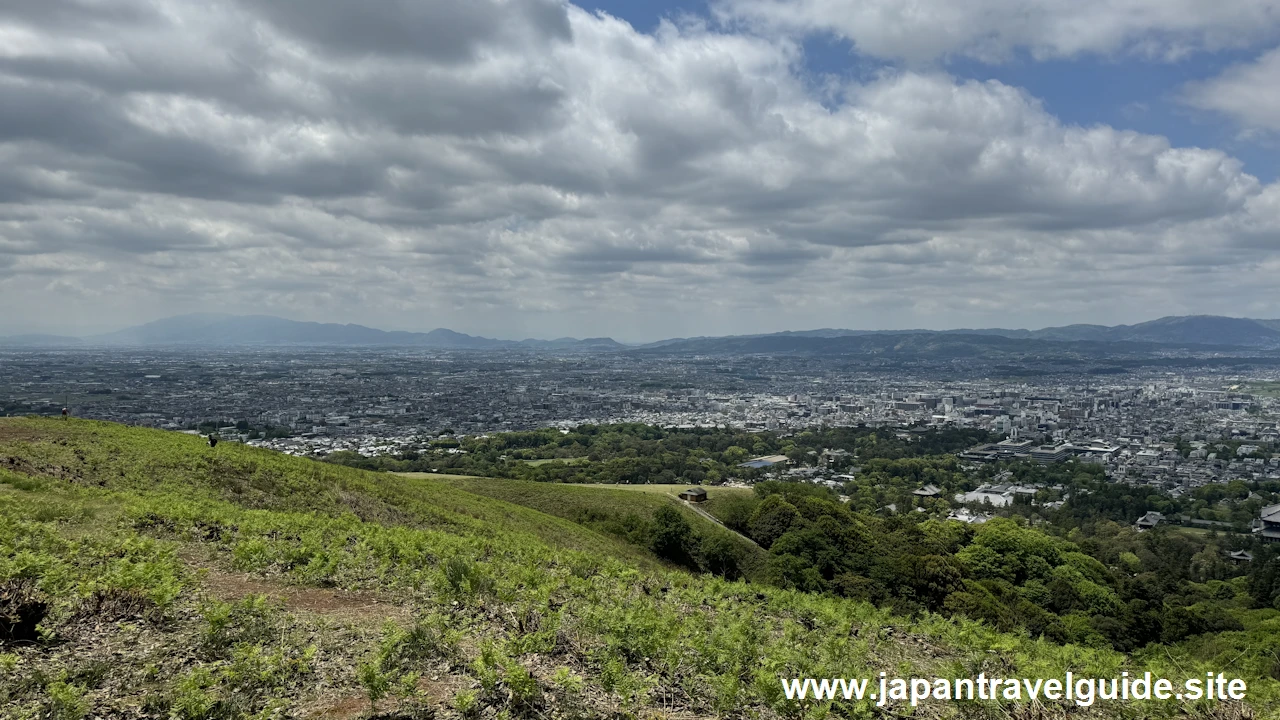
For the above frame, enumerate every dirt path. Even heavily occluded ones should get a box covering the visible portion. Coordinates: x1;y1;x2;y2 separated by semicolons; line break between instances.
190;561;412;623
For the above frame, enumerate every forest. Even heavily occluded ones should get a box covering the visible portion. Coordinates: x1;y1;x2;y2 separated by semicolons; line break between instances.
324;422;996;485
704;478;1270;655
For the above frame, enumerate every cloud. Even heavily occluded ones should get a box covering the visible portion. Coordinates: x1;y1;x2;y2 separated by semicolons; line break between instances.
240;0;571;64
1183;47;1280;132
0;0;1278;339
714;0;1280;63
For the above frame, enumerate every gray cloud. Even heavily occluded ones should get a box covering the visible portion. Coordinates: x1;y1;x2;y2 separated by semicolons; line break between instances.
0;1;1278;339
241;0;571;64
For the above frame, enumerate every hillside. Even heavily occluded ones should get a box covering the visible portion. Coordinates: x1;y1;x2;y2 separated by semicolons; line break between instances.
1027;316;1280;347
418;476;767;579
0;419;1273;718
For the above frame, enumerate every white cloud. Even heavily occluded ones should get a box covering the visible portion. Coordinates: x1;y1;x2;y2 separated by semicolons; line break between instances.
0;1;1278;338
715;0;1280;63
1183;47;1280;132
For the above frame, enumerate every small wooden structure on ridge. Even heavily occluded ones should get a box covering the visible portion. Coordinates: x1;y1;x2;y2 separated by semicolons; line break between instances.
678;487;708;503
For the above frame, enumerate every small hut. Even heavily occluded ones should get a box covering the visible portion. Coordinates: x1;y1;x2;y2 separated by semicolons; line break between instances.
678;487;708;503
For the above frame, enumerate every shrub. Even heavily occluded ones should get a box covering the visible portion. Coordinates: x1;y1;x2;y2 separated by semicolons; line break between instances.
200;595;280;654
453;689;480;717
169;667;218;720
442;556;494;598
45;681;89;720
357;660;392;711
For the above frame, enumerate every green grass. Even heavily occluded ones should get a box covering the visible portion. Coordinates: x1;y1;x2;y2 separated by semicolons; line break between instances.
581;482;754;498
0;417;1275;719
422;476;766;574
518;457;589;466
584;483;759;528
1244;381;1280;398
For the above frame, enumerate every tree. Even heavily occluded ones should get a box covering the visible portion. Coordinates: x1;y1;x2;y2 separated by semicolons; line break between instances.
906;554;966;610
722;446;749;465
698;533;742;579
748;495;800;549
650;506;697;568
715;495;759;535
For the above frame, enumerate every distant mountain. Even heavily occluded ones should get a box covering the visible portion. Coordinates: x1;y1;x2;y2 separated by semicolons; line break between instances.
636;315;1280;352
1105;316;1280;346
0;314;621;351
89;314;428;346
520;337;627;350
634;331;1183;357
945;316;1280;347
414;328;510;349
4;313;1279;352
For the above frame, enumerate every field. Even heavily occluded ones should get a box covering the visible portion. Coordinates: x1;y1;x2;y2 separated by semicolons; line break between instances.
518;457;588;466
0;417;1274;719
1245;381;1280;398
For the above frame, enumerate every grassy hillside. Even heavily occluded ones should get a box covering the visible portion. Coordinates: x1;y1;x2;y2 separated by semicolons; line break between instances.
0;418;1272;719
418;476;766;578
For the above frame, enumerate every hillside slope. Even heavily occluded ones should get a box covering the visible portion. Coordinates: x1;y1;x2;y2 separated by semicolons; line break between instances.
419;476;767;578
0;419;1272;718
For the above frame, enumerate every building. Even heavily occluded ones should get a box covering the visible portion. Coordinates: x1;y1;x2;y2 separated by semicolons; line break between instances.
1226;550;1254;564
955;486;1013;507
678;487;708;503
1030;443;1072;464
1135;511;1165;531
737;454;789;469
1076;439;1120;456
913;484;942;497
1255;504;1280;543
947;508;991;524
958;441;1032;463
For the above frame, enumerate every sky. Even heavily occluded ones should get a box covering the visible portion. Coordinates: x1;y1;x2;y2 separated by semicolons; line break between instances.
1;0;1279;343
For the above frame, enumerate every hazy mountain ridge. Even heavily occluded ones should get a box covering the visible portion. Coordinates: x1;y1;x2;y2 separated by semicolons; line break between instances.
633;331;1194;357
641;316;1280;352
0;314;620;351
2;313;1278;351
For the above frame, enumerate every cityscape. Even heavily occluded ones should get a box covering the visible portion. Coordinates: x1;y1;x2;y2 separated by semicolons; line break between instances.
5;345;1278;497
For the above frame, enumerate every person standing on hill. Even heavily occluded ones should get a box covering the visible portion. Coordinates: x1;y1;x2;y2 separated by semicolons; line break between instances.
208;433;219;448
61;408;68;420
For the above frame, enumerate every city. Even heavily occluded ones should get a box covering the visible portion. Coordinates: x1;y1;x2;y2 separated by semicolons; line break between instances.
4;347;1277;494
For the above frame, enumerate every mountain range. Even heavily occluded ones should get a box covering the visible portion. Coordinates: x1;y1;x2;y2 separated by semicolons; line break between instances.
3;313;1280;351
0;314;625;351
